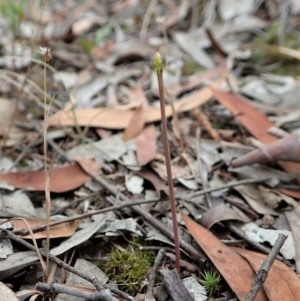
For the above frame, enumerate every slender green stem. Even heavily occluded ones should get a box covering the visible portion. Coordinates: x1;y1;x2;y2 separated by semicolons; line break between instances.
154;51;181;272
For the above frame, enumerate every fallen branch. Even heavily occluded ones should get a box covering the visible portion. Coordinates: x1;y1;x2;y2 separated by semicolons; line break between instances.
245;233;288;301
160;268;194;301
36;281;118;301
24;122;205;263
1;230;133;301
227;223;288;264
145;249;166;300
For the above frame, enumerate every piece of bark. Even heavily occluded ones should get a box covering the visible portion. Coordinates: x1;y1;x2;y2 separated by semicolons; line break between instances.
153;286;169;301
160;268;194;301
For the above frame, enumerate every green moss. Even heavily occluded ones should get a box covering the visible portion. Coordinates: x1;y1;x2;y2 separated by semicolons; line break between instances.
101;245;154;294
271;61;300;78
182;59;203;76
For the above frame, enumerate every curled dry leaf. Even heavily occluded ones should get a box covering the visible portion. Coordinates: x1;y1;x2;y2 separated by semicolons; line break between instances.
0;163;90;193
182;213;268;301
231;134;300;167
200;205;251;229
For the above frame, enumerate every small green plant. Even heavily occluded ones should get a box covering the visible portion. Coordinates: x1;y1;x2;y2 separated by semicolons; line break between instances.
103;246;154;294
182;59;203;76
0;1;27;37
200;270;222;297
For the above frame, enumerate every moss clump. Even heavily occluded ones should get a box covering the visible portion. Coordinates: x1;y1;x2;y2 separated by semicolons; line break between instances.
182;59;203;76
102;246;154;294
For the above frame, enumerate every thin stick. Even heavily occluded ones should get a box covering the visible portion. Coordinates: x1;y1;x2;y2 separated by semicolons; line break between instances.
227;223;287;263
36;282;118;301
18;121;206;262
245;233;288;301
182;177;270;201
195;126;212;208
154;50;181;272
145;249;166;299
11;218;46;273
40;47;52;282
2;230;132;301
15;197;170;235
140;0;158;40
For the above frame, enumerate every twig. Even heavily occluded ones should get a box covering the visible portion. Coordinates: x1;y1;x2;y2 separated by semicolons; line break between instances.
36;282;118;301
15;197;170;235
245;233;288;301
192;108;221;141
145;249;166;300
227;223;288;264
155;50;181;272
40;46;52;282
1;230;133;301
181;177;270;201
20;121;205;262
51;191;100;215
208;297;238;301
223;196;260;220
11;218;46;273
165;87;184;153
165;252;197;273
92;172;205;263
195;126;212;208
11;154;267;235
140;0;158;40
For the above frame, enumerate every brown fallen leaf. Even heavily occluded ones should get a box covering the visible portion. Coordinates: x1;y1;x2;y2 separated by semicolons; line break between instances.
151;159;188;181
0;163;90;193
10;218;80;240
137;168;169;198
200;205;251;230
231;134;300;167
123;83;148;141
75;158;102;175
212;89;300;196
285;208;300;274
232;247;300;301
278;188;300;200
135;125;157;166
152;65;224;98
181;213;268;301
48;69;226;129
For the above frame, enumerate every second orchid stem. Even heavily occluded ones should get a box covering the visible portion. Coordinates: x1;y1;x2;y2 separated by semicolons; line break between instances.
154;51;180;272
